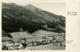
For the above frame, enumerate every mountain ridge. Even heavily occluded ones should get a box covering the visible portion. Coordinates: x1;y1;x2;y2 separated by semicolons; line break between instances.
2;3;65;34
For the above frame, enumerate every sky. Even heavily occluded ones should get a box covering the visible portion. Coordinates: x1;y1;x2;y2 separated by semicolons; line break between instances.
2;0;66;16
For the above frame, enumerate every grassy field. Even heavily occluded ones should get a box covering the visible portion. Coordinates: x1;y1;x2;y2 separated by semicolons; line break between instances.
25;43;65;50
10;30;65;40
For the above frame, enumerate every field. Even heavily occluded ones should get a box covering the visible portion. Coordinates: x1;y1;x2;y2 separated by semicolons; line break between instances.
25;43;65;50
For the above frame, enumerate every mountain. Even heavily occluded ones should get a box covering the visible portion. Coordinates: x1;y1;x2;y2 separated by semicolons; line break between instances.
2;3;65;33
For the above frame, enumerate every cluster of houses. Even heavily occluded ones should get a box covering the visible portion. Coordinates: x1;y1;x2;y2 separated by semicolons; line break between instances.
2;36;53;50
2;35;65;50
2;30;65;50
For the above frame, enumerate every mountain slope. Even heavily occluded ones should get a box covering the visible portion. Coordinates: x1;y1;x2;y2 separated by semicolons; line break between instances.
2;3;65;33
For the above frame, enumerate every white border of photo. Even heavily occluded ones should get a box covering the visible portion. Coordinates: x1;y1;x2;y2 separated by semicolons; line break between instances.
0;0;80;52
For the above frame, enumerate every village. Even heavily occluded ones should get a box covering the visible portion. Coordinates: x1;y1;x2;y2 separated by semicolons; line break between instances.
2;30;65;50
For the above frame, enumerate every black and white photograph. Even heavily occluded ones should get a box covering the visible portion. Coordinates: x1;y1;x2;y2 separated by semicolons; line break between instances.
2;0;66;50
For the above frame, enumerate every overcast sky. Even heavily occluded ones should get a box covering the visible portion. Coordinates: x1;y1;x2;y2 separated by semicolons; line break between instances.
2;0;66;16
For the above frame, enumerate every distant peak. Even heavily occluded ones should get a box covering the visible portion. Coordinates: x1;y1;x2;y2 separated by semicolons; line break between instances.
26;4;35;8
26;4;39;12
27;4;34;6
